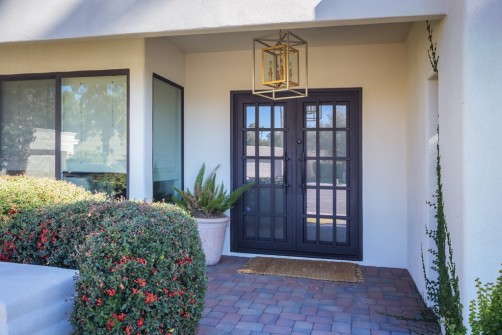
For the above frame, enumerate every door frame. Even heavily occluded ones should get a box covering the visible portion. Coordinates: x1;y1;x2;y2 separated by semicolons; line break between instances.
230;88;363;260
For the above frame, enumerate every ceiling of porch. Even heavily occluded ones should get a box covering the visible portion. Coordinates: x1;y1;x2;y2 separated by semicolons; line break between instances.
166;22;413;53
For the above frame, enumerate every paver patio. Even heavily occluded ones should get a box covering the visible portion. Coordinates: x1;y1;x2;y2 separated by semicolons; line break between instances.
198;256;440;335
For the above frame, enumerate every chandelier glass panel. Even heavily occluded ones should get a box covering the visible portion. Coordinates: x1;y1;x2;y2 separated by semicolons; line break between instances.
253;31;308;100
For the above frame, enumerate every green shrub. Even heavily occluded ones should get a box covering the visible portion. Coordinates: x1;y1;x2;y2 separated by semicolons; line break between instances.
0;201;120;266
0;175;105;224
469;266;502;335
71;201;206;335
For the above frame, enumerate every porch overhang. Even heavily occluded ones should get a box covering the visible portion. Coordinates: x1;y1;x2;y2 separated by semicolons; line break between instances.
0;0;447;45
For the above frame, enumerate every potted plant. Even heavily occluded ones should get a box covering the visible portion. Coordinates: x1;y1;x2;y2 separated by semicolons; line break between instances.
174;163;253;265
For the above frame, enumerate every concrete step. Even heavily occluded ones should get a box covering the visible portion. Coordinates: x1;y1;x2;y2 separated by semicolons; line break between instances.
0;262;76;335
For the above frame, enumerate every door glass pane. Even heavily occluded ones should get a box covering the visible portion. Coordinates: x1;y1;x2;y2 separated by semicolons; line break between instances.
319;189;333;215
61;75;127;198
336;105;347;128
336;161;347;186
305;104;317;128
259;105;271;128
258;159;271;184
274;105;285;128
152;77;182;202
336;131;347;157
258;216;272;240
273;131;284;157
245;159;255;183
336;190;347;216
245;216;256;239
246;131;255;156
0;79;56;177
319;131;333;157
306;131;316;157
319;160;333;186
258;131;271;156
273;159;283;185
274;217;285;241
319;104;333;128
336;219;347;243
259;188;272;213
244;188;256;212
306;188;316;215
305;218;316;242
246;105;256;128
274;188;285;214
306;160;317;185
320;218;333;243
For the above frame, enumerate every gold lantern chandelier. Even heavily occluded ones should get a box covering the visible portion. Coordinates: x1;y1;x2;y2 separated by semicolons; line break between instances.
253;31;308;100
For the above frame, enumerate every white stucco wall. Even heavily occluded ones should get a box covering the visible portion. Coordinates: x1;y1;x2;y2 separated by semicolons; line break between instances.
461;0;502;322
405;21;439;300
185;43;408;268
406;0;502;326
0;38;149;199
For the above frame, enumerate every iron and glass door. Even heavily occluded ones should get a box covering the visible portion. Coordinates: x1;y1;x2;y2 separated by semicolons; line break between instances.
231;89;361;260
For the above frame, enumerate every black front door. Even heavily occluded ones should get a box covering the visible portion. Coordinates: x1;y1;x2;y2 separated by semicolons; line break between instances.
231;89;362;260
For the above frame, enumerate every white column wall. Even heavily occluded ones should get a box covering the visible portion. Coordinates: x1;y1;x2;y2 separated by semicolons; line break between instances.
404;21;442;300
185;43;408;268
462;0;502;321
144;37;186;200
0;38;149;199
406;0;502;325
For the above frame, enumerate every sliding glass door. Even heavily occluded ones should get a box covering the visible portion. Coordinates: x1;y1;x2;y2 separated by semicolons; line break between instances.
152;75;183;202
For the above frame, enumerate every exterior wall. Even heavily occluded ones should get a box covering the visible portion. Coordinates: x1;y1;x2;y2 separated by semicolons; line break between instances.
406;0;502;325
144;37;186;200
461;0;502;321
185;43;408;268
405;21;438;300
0;38;148;199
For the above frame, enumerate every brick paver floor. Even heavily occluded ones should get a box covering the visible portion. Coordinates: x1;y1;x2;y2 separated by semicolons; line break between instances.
198;256;440;335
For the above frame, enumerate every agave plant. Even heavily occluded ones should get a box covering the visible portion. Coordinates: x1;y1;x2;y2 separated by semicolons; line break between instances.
173;163;253;218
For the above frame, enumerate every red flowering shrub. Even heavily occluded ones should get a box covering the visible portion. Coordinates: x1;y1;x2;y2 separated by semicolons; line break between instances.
0;176;105;262
71;201;206;335
1;201;125;266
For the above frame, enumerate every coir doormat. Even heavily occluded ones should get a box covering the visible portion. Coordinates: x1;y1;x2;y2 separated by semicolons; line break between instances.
237;257;364;283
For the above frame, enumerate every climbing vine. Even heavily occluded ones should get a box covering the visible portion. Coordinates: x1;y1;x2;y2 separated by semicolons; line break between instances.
427;21;439;75
421;21;467;335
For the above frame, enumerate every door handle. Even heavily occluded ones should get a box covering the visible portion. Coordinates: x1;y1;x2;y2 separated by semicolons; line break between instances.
299;151;306;194
283;154;290;192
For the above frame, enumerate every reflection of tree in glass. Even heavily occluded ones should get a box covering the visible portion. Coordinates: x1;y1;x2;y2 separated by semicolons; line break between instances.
61;77;127;198
1;114;36;174
246;132;255;146
319;107;333;128
336;132;347;157
62;77;127;169
0;80;55;174
336;105;347;128
259;131;271;146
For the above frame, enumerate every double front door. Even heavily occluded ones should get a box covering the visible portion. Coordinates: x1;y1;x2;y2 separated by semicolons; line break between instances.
231;89;361;260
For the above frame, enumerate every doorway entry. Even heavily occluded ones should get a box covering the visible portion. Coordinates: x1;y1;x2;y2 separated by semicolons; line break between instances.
231;89;362;260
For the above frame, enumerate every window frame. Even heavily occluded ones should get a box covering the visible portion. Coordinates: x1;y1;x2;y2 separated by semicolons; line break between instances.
0;69;130;197
151;73;184;202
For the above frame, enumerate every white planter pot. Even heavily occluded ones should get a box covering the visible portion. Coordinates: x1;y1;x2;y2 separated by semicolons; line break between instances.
196;216;230;266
